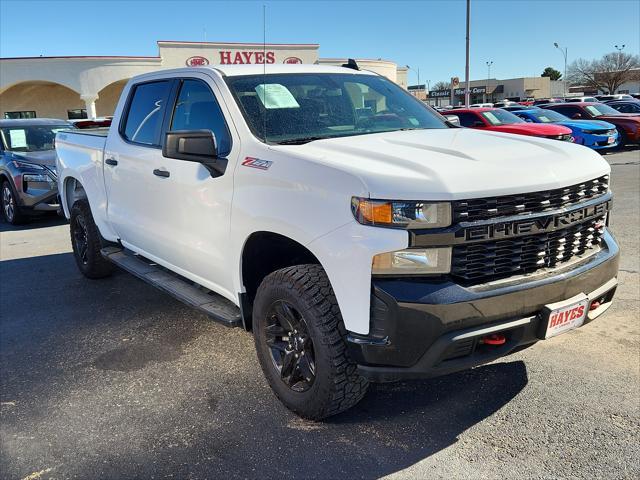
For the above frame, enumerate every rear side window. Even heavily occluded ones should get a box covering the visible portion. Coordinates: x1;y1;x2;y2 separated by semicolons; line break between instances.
455;112;482;127
122;81;172;146
170;79;232;156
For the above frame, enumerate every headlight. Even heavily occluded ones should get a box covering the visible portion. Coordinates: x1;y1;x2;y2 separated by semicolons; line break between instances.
372;248;452;275
10;160;44;170
352;197;451;229
23;174;52;183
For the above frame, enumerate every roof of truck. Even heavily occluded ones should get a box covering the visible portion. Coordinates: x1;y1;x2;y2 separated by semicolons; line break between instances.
210;64;376;76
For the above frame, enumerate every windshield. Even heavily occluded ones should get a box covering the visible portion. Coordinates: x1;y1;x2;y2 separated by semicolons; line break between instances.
480;109;524;126
0;124;71;152
585;104;620;117
528;109;569;123
225;73;447;144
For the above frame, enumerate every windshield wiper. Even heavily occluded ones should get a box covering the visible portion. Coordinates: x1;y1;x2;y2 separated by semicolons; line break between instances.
274;136;330;145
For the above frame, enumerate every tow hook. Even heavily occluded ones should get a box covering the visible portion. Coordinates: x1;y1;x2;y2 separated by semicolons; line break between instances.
480;333;506;346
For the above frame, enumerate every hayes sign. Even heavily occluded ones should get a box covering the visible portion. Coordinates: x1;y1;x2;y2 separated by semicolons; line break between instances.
219;51;276;64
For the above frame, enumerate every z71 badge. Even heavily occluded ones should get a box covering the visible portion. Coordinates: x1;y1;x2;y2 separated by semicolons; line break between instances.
242;157;273;170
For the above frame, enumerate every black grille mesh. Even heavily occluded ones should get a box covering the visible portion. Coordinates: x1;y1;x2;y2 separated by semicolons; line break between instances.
451;216;606;284
452;175;609;223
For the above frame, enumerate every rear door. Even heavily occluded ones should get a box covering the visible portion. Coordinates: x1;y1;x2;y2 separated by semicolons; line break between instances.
103;79;175;257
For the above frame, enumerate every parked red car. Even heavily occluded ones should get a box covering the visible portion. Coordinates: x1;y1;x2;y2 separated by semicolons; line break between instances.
540;102;640;146
447;108;573;140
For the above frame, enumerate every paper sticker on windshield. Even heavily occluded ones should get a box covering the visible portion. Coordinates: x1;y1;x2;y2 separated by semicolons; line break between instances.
242;157;273;170
255;84;300;109
8;129;27;148
482;111;501;125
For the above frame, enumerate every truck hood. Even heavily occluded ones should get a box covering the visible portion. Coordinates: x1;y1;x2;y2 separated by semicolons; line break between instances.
277;128;610;200
9;149;57;167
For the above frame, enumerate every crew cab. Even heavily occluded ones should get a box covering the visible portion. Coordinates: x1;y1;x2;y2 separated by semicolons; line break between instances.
445;107;573;140
56;65;619;420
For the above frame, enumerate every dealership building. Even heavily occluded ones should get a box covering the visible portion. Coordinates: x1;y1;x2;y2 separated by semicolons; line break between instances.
417;76;566;106
0;40;408;120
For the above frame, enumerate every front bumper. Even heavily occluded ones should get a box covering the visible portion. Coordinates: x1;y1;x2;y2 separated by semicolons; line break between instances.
14;171;59;212
583;133;619;150
347;230;619;382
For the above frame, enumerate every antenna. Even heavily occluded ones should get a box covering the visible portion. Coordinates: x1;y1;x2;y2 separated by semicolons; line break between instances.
262;4;267;143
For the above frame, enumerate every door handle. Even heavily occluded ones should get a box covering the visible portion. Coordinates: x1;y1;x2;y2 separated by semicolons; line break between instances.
153;169;170;178
105;158;118;166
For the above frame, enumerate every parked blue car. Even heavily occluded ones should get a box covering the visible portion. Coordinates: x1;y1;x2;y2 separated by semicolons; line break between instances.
512;108;619;150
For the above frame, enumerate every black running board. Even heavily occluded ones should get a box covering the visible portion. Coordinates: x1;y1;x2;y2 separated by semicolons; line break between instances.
101;246;242;327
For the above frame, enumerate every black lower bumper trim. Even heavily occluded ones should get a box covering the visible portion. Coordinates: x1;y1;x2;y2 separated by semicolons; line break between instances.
348;230;620;382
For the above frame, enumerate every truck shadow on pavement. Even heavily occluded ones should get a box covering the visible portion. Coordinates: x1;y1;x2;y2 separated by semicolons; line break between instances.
1;251;529;479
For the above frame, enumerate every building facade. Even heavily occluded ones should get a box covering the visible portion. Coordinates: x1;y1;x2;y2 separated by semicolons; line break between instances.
421;76;563;106
0;40;407;120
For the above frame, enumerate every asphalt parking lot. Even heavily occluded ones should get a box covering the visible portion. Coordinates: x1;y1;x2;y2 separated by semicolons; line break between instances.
1;149;639;480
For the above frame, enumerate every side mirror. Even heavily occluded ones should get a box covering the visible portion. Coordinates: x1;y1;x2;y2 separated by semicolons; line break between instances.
444;115;460;126
571;113;582;119
163;130;227;177
472;121;485;128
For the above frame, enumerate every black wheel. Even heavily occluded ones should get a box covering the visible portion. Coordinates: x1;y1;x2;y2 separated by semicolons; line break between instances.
616;128;628;149
1;180;25;225
253;264;369;420
69;200;114;279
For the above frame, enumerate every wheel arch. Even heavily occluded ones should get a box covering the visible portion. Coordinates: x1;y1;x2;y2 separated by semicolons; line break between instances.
239;230;322;331
62;176;87;217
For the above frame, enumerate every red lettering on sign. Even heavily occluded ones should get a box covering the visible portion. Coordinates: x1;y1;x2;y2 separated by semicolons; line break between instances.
266;51;275;63
255;51;265;64
220;51;232;64
241;51;253;63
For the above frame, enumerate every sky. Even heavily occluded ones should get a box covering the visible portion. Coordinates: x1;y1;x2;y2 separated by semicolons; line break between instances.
1;0;639;86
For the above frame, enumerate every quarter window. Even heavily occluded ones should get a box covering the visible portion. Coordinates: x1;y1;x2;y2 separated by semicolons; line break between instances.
122;81;172;146
170;79;232;156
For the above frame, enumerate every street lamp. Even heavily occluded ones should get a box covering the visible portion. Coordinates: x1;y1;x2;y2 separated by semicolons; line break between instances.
406;64;422;99
615;44;626;64
554;42;568;98
485;61;493;103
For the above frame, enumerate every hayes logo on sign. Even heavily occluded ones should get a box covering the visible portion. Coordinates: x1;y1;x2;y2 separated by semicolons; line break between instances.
242;157;273;170
186;56;209;67
220;51;276;64
549;304;586;328
283;57;302;64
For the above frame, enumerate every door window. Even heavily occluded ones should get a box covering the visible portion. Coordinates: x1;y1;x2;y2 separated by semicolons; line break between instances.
170;79;232;156
122;80;172;146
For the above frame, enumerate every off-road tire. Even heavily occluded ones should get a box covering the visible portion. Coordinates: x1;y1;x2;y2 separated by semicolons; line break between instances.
253;264;369;420
69;200;114;279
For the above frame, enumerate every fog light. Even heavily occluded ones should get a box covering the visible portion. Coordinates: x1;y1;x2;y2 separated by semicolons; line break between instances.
372;247;451;275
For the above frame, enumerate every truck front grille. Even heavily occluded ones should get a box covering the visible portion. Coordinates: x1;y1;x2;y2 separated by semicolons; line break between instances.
451;216;605;284
452;175;609;223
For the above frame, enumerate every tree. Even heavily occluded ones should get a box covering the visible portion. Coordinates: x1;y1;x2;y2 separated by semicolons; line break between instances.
432;80;450;91
568;51;640;94
541;66;562;81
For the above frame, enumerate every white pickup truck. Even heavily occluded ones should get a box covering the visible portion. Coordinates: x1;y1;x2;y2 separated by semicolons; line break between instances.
56;64;619;419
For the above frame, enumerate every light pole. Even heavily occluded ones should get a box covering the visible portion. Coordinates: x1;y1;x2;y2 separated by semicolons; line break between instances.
464;0;471;107
613;45;625;94
485;60;493;103
554;42;568;98
614;44;626;65
406;65;422;100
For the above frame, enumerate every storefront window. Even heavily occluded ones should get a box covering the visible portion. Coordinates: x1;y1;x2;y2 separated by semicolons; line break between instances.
4;111;36;119
67;109;88;120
